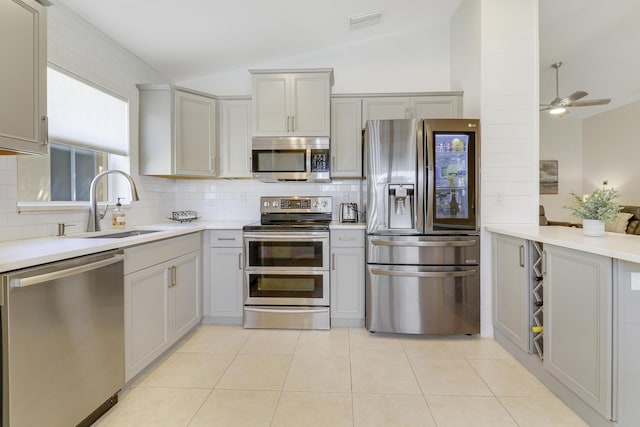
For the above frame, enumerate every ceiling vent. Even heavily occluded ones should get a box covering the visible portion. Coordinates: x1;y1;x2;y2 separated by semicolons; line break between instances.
349;10;383;30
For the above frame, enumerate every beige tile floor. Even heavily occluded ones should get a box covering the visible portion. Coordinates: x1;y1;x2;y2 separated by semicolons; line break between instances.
95;325;588;427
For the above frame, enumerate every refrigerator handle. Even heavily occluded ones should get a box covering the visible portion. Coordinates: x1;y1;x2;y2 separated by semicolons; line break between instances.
416;121;426;233
371;268;477;278
423;122;433;232
370;239;477;247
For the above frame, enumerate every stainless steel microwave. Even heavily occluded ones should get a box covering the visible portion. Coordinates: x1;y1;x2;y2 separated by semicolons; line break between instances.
251;137;331;182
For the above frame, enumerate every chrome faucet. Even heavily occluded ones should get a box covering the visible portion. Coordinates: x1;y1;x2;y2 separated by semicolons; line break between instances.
87;170;140;232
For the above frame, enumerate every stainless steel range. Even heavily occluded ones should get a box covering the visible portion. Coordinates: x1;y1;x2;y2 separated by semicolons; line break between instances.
243;196;332;329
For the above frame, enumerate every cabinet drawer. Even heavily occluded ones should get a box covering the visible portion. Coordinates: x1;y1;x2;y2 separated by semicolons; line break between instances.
209;229;243;247
124;232;201;275
331;230;365;248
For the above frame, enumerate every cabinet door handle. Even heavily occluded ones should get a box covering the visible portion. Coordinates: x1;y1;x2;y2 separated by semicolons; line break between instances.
519;245;525;267
238;253;242;270
405;108;410;118
286;116;291;132
291;115;295;132
41;116;49;145
211;156;216;173
171;266;177;287
332;253;335;270
542;250;547;276
217;237;237;241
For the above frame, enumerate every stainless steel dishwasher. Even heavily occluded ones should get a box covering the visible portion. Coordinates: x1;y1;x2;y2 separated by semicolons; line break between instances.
1;250;125;427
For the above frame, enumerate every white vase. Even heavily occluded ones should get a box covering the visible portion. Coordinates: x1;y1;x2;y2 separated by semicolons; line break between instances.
583;219;605;237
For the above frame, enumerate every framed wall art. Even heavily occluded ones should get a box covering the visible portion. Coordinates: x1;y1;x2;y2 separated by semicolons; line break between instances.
540;160;558;194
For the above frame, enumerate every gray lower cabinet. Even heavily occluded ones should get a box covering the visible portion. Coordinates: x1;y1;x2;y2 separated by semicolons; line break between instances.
493;234;530;351
543;244;612;419
124;233;202;381
614;260;640;426
330;229;365;327
206;230;244;323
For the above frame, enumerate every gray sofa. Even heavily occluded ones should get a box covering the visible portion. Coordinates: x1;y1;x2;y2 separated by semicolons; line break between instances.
540;205;640;235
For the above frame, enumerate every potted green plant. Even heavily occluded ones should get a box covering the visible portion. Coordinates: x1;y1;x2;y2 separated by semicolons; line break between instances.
565;188;621;236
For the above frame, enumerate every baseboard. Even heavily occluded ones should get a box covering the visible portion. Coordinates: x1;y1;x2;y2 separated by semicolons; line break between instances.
202;316;243;325
494;329;615;427
331;318;365;328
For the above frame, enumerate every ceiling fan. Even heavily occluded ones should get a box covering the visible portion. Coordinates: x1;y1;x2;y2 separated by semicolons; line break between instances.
540;61;611;116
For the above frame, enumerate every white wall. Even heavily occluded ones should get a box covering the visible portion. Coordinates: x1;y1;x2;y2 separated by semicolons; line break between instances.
582;100;640;204
450;0;481;118
479;0;540;336
539;114;583;222
179;24;452;95
540;99;640;221
0;2;173;242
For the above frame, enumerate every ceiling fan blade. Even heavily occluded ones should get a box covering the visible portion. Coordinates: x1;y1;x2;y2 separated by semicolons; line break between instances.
562;91;588;104
571;98;612;107
539;106;551;111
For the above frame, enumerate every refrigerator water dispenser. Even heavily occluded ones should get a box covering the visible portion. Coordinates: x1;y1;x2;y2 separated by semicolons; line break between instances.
388;184;414;229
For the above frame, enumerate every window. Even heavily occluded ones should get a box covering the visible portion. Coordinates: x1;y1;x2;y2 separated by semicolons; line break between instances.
18;65;129;204
49;142;108;201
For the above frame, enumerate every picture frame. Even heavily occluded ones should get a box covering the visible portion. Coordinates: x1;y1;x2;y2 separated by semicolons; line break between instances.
540;160;559;194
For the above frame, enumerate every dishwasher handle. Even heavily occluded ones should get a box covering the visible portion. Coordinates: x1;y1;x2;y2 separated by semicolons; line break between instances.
10;254;125;288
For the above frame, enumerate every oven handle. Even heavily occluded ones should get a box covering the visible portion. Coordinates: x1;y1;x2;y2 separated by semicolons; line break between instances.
243;233;328;240
370;239;477;247
370;268;477;278
244;307;329;314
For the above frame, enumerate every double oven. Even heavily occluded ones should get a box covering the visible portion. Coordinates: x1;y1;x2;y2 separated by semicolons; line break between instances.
243;196;332;329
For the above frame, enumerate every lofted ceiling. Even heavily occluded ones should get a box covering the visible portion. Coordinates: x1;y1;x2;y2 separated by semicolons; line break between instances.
55;0;640;119
539;0;640;118
55;0;462;83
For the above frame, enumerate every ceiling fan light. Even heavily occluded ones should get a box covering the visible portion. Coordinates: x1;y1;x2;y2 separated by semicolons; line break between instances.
549;106;567;115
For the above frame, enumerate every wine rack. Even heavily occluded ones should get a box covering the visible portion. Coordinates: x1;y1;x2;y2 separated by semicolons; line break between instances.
530;241;544;360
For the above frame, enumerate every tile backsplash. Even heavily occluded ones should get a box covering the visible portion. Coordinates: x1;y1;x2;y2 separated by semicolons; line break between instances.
174;179;362;223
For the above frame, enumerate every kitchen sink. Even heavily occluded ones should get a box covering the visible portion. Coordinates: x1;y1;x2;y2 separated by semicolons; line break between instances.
85;229;162;238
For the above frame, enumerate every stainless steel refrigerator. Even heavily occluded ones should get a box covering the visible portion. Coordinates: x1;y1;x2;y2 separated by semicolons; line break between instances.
364;118;480;334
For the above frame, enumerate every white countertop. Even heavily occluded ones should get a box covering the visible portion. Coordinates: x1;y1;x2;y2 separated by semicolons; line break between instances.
0;220;368;273
0;221;253;273
486;224;640;264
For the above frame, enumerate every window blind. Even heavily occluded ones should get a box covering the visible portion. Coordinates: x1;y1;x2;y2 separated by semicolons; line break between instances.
47;66;129;156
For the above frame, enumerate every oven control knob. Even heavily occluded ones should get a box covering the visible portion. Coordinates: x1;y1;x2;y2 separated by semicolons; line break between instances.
312;201;319;208
263;201;269;208
321;200;328;208
272;201;279;208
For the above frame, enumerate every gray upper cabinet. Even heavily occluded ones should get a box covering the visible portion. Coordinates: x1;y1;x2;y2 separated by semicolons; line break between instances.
138;85;217;177
362;94;462;125
330;97;362;178
543;244;612;419
218;98;251;178
250;69;333;137
0;0;48;155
